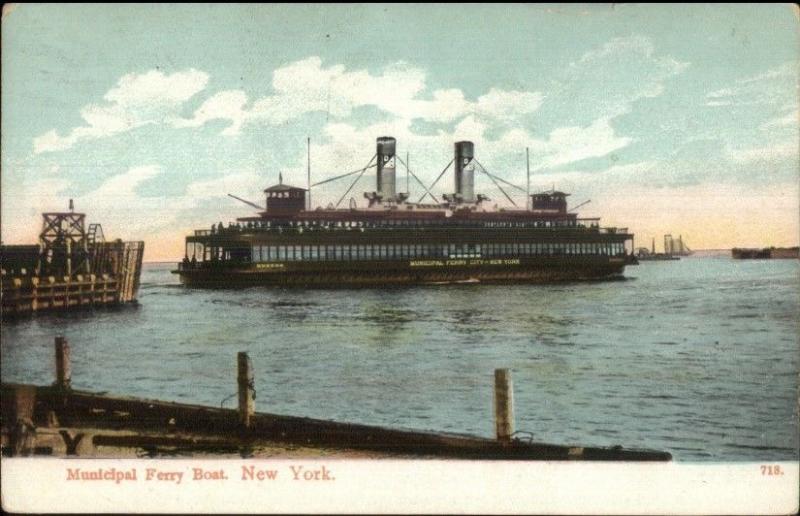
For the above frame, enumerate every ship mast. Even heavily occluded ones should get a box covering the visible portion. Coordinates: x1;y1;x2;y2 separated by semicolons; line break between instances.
526;147;531;211
406;151;410;195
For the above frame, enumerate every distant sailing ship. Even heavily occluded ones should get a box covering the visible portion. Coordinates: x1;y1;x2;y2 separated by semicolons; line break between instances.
636;235;692;261
664;234;692;257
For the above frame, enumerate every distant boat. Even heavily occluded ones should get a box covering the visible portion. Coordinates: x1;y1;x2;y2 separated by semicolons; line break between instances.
664;234;692;257
732;247;799;259
635;236;685;261
636;251;680;261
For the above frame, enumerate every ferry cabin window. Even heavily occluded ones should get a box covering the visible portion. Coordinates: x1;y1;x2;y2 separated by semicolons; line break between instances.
442;244;483;259
247;241;626;262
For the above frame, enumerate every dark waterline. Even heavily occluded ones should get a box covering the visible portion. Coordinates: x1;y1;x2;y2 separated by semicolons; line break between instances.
2;257;798;462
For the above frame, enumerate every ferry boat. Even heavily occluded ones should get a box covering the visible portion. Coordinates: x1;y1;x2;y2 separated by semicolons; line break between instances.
173;137;636;287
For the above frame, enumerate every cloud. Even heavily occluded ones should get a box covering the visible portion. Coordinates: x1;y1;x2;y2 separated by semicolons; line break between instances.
84;165;160;201
760;110;799;130
1;176;71;243
475;88;544;121
529;117;631;170
80;165;172;234
170;90;249;136
551;35;690;120
33;69;209;154
14;165;209;240
173;57;544;134
258;57;429;122
80;166;273;233
706;62;797;108
462;116;632;174
725;141;798;164
185;169;266;201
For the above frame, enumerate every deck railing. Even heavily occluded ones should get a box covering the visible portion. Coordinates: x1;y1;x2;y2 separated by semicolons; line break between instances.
189;222;628;238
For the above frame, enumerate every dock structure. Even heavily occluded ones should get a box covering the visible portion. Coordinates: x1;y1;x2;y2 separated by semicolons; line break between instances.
732;246;800;259
1;204;144;318
0;337;672;461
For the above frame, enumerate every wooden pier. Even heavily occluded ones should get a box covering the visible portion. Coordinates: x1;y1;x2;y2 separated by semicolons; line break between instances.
1;205;144;319
1;337;672;461
1;273;123;317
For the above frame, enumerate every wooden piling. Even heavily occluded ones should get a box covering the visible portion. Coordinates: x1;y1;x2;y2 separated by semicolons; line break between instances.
494;368;514;443
54;336;71;390
237;352;254;429
10;385;37;456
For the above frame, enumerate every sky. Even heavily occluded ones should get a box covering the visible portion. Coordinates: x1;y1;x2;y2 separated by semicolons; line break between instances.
2;4;798;260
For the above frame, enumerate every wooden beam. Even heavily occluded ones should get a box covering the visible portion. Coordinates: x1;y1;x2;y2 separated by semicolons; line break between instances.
237;352;254;429
494;369;514;443
54;336;71;390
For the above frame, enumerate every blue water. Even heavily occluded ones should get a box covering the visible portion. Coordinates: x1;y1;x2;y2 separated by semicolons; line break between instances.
2;256;798;462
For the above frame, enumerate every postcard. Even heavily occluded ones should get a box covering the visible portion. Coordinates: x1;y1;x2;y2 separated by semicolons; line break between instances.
1;3;798;514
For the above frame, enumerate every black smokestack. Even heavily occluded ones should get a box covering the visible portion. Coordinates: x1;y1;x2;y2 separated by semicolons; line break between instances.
376;136;396;200
454;141;475;203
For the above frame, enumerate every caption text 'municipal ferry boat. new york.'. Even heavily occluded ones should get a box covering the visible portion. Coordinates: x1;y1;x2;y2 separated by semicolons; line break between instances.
174;137;637;287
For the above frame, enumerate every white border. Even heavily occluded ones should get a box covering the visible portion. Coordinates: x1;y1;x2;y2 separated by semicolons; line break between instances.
2;458;798;514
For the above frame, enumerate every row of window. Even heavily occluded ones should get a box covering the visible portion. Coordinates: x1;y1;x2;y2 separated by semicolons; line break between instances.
209;218;593;233
247;242;627;262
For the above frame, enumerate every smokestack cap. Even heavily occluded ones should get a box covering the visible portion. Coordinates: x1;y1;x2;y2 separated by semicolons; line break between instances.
454;141;474;159
377;136;396;154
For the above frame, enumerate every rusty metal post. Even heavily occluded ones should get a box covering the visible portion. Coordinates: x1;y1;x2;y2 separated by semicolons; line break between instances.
494;368;514;443
55;336;71;390
237;352;254;429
